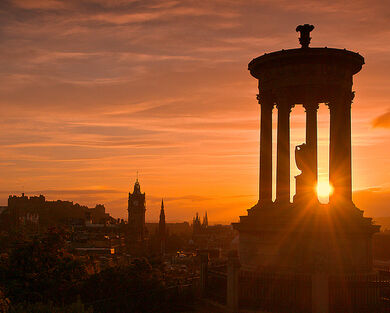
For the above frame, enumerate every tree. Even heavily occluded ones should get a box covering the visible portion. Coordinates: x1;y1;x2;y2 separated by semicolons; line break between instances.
1;228;87;305
80;258;166;313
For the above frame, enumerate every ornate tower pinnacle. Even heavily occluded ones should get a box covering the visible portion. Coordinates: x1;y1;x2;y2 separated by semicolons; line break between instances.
296;24;314;48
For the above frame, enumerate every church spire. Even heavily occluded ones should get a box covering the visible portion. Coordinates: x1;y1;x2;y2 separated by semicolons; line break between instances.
159;199;165;223
159;198;166;255
202;211;208;228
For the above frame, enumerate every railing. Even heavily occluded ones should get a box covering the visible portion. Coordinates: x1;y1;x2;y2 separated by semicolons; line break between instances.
239;270;312;313
329;274;390;313
202;258;390;313
8;277;202;313
380;270;390;306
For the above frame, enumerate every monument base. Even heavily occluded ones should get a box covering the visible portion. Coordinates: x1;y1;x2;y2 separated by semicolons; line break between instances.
233;201;379;274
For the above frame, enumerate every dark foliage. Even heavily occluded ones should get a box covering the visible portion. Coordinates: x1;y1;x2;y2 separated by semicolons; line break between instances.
0;230;197;312
0;228;87;305
80;258;169;312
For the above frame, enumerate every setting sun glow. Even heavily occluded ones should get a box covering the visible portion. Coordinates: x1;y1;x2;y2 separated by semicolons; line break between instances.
316;182;333;198
0;1;389;223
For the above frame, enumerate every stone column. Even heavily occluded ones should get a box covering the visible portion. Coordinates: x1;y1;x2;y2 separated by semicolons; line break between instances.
276;101;293;203
227;250;241;313
312;273;329;313
258;94;274;204
304;102;319;198
328;91;353;205
200;252;208;297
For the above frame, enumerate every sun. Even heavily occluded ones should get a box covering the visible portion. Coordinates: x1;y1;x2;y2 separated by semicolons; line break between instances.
316;181;334;198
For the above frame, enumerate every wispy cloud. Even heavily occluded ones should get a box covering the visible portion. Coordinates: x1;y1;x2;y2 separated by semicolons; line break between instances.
0;0;389;222
372;110;390;128
353;187;390;218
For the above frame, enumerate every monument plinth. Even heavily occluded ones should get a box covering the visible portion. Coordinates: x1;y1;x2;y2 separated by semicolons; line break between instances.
233;25;379;274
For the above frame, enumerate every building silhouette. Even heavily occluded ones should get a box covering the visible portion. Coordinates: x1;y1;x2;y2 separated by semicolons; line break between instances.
192;212;208;235
3;193;110;231
202;211;208;228
127;178;146;242
159;199;166;255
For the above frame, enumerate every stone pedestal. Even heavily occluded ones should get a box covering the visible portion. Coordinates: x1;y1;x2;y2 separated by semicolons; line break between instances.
234;202;379;273
312;273;329;313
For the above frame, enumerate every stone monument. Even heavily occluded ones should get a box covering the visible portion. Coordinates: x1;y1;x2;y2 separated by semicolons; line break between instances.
233;25;379;274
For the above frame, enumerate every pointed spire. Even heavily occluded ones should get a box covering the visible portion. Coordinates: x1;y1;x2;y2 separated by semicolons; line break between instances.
203;211;208;228
159;199;166;240
160;198;165;219
159;198;166;255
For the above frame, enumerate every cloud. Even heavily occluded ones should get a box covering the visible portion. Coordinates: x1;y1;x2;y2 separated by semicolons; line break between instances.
0;0;389;222
2;189;123;195
148;195;213;202
84;7;238;25
372;110;390;128
12;0;66;10
353;187;390;218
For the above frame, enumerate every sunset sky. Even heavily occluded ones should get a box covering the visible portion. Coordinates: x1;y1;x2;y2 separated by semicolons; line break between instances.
0;0;389;223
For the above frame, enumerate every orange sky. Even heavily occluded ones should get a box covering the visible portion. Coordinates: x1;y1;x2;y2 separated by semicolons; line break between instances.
0;0;389;223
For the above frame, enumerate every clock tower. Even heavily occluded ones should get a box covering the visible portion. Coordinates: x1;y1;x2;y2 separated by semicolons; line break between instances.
127;178;146;241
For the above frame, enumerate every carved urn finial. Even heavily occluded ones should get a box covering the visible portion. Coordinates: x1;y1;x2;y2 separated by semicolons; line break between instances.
296;24;314;48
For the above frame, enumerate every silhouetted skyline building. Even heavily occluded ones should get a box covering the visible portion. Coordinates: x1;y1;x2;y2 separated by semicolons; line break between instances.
202;211;208;228
192;212;208;235
127;178;146;242
159;199;166;255
3;193;110;231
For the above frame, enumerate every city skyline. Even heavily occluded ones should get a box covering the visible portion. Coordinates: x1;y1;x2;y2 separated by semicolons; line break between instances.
1;0;390;222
